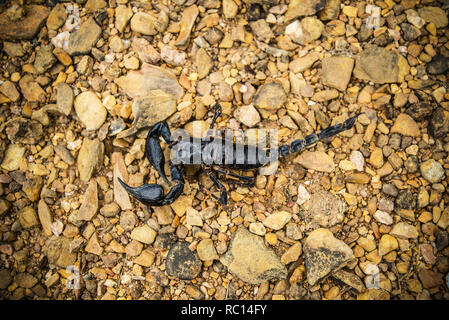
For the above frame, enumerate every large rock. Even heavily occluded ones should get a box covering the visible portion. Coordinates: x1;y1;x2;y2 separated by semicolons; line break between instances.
15;273;38;289
18;206;39;228
166;242;202;280
302;190;346;228
289;51;321;73
131;225;157;244
304;228;355;285
426;55;449;75
390;113;420;137
74;91;107;131
67;18;102;56
0;5;50;40
418;6;448;29
285;0;327;22
117;90;177;138
263;211;292;230
253;82;287;111
22;176;43;202
321;56;354;91
285;17;324;44
19;75;46;102
1;144;25;171
115;63;183;100
420;159;445;184
0;269;12;289
175;5;199;47
130;12;158;35
196;48;213;79
353;46;410;83
390;222;419;239
45;236;77;268
220;226;287;284
112;152;132;210
0;81;20;102
295;150;336;172
234;105;261;127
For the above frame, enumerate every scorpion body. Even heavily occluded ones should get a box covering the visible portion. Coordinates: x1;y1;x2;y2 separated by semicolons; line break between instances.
119;105;358;206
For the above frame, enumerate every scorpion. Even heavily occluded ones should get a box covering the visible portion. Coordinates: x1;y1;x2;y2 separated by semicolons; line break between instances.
118;104;359;207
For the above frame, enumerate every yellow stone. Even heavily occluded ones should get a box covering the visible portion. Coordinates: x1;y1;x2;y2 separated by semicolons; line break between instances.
10;72;21;82
426;22;436;36
343;192;357;206
342;5;358;17
265;233;277;245
378;234;398;256
324;286;340;300
396;261;409;274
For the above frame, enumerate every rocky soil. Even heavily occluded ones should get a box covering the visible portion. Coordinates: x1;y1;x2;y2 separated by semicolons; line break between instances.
0;0;448;300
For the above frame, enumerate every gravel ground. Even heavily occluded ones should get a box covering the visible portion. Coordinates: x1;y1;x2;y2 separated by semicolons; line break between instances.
0;0;448;300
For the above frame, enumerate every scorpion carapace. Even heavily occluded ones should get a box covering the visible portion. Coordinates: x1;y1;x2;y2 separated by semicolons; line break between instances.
118;104;359;206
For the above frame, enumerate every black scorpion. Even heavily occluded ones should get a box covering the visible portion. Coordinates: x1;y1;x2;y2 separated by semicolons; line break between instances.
118;104;358;206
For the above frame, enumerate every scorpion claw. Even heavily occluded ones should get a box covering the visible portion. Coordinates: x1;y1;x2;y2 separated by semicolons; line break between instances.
117;178;165;206
118;177;183;206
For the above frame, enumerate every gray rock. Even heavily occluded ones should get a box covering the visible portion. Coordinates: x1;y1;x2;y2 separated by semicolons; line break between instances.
118;90;177;138
114;63;183;100
67;18;101;55
253;82;287;111
304;228;355;285
56;83;73;116
321;56;354;91
166;242;202;280
420;159;445;184
302;190;346;228
220;226;287;284
45;236;77;268
34;44;57;74
353;46;410;83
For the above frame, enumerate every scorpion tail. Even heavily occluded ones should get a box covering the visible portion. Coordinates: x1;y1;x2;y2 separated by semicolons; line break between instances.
278;114;359;157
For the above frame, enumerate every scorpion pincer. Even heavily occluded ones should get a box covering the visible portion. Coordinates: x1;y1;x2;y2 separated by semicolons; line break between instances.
118;104;359;207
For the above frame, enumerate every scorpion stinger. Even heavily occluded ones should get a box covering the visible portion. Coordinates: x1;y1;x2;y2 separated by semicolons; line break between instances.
277;114;360;157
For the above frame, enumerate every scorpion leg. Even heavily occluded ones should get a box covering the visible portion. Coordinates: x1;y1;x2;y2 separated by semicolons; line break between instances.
146;121;174;186
213;167;256;187
206;169;228;205
209;103;222;130
118;163;184;206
